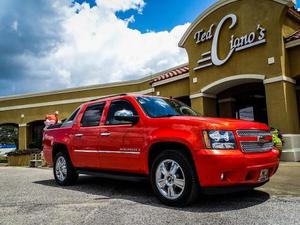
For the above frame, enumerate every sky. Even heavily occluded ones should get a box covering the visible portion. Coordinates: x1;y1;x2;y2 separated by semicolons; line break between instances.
0;0;299;97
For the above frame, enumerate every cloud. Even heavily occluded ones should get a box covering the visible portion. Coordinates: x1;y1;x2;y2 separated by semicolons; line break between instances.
0;0;189;96
99;0;145;13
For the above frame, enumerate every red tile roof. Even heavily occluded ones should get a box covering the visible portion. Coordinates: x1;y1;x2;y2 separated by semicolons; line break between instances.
285;30;300;43
150;65;189;84
287;7;300;22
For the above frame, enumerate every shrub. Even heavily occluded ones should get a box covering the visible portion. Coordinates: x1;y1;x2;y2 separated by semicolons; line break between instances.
7;148;41;156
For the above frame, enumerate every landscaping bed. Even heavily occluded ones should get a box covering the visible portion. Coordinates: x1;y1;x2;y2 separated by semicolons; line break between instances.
0;157;8;163
7;149;41;167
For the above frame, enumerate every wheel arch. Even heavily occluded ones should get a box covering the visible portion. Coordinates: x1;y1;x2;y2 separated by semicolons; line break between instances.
148;141;197;178
52;143;70;162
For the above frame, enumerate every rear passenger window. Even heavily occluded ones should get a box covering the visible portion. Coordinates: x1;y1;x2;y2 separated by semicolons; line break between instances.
67;107;80;122
61;107;81;128
81;103;105;127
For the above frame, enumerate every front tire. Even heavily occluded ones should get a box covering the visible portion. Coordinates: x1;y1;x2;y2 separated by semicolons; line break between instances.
150;150;199;206
54;152;78;186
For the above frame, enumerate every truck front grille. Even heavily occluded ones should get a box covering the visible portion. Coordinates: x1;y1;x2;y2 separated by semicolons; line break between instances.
237;129;273;153
240;141;273;153
236;130;271;137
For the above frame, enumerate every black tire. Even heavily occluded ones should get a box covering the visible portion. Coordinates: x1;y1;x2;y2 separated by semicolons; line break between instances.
150;150;199;207
53;152;78;186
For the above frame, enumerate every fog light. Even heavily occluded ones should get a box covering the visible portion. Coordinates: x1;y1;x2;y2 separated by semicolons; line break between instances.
220;173;225;181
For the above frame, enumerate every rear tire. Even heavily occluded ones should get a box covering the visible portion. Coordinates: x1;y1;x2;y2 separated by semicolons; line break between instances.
53;152;78;186
150;150;199;207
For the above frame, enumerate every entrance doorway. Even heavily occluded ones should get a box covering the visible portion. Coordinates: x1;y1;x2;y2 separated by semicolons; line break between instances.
218;83;268;123
28;120;44;149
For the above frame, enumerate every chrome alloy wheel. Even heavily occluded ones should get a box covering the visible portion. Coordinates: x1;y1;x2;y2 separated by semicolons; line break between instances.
55;156;67;182
155;159;185;200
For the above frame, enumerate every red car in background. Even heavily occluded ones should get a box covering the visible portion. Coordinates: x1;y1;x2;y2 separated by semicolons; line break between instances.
43;94;279;206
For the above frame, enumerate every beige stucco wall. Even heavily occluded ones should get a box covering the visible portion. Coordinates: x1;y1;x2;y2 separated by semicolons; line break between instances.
0;78;154;125
0;103;82;125
0;80;152;108
287;45;300;78
183;0;289;96
265;81;299;133
180;0;300;134
154;78;190;98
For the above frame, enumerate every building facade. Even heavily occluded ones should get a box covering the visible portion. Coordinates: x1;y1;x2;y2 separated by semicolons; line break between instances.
0;0;300;161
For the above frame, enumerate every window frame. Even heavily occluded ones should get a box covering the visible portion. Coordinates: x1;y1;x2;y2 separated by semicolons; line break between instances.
80;102;106;127
61;107;81;128
105;99;138;126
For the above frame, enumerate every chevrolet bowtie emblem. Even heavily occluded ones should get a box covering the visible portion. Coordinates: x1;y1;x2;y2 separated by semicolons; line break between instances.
258;136;269;144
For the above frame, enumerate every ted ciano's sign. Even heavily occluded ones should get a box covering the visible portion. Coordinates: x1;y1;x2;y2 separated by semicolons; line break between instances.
193;13;266;71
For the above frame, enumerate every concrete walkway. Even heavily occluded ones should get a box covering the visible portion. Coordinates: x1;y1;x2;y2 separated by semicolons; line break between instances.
258;162;300;196
0;162;299;225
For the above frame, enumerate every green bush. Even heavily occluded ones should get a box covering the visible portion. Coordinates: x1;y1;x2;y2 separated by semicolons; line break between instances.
0;157;8;163
7;148;41;156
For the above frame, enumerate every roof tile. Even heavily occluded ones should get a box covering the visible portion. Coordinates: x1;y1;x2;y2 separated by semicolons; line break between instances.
150;65;189;84
285;30;300;43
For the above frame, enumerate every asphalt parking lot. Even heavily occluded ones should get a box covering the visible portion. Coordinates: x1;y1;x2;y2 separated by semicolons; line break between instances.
0;163;299;225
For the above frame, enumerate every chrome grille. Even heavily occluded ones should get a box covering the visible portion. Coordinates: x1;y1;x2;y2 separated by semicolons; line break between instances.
240;141;273;152
236;130;271;137
237;129;273;153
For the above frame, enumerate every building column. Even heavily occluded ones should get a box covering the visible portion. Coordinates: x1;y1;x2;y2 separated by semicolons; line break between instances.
218;98;236;118
190;94;217;117
18;124;28;150
264;79;300;161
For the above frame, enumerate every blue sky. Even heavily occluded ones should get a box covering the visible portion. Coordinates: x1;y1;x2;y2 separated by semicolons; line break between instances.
74;0;217;32
116;0;217;32
75;0;300;32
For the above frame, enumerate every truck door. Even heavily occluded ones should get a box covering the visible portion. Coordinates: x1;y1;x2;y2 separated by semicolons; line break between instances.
72;102;105;169
99;99;144;173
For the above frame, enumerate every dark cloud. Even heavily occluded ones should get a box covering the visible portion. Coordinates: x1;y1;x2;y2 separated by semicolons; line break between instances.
0;0;66;96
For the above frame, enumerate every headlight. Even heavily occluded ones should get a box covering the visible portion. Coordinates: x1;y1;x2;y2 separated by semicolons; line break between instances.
203;130;236;149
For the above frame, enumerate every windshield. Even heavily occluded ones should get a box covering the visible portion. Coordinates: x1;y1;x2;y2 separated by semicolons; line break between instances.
136;96;199;118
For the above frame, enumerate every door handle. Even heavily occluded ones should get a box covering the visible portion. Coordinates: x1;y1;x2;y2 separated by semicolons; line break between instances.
74;133;84;137
100;132;111;136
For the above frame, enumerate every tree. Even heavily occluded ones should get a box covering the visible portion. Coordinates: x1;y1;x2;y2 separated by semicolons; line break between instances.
0;125;18;148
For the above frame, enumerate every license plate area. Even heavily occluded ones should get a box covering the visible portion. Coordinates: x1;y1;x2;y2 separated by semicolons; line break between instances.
258;169;269;182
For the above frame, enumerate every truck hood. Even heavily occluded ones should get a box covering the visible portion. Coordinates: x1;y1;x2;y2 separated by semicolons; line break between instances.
168;116;270;130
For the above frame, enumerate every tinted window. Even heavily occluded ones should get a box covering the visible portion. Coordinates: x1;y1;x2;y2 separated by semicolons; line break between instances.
61;107;81;128
81;103;105;127
136;96;199;118
106;100;137;125
67;108;80;122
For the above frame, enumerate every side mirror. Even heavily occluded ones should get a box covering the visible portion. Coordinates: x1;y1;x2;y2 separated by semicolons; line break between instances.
114;109;139;124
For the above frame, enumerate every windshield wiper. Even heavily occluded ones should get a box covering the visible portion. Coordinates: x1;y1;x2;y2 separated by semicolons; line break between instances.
155;114;180;118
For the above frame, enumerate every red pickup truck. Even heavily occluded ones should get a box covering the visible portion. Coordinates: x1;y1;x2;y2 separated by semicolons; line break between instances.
43;94;279;206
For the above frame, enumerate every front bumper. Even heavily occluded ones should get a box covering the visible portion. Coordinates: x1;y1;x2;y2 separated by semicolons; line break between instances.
201;181;268;195
194;148;280;187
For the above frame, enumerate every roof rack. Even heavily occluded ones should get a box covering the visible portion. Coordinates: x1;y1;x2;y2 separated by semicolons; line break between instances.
89;93;127;102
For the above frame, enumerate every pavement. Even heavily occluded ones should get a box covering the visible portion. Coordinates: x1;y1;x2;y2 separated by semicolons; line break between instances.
0;162;299;225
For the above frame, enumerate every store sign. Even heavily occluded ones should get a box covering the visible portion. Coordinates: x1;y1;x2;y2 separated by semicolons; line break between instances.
239;107;254;121
193;14;266;71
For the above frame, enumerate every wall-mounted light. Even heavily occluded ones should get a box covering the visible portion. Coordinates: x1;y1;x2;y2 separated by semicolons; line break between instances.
268;57;275;65
20;114;25;118
55;111;59;115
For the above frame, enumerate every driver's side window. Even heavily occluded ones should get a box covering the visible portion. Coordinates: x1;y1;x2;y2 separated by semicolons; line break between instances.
106;100;137;125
